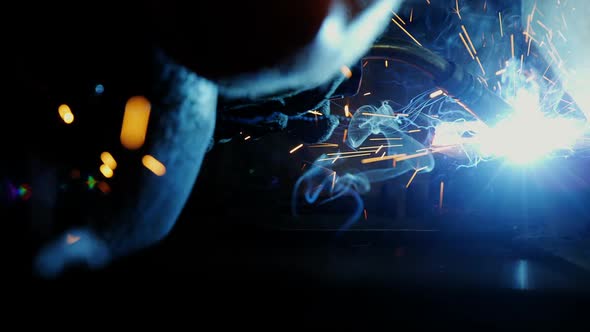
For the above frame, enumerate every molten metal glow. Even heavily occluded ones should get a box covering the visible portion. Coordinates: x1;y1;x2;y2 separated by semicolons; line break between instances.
434;88;586;165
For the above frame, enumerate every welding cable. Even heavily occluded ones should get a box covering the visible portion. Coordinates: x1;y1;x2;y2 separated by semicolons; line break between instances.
365;42;513;125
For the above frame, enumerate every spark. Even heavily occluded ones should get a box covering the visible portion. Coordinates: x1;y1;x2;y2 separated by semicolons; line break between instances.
360;154;406;164
327;151;375;156
439;181;445;210
244;135;251;141
307;110;323;116
543;75;556;85
537;20;552;35
343;129;348;143
461;25;477;55
477;75;489;87
332;172;337;190
459;33;475;59
375;145;384;154
511;34;515;58
476;56;486;75
392;11;406;25
340;65;352;79
369;137;402;141
120;96;151;150
525;14;531;43
385;60;389;68
405;166;428;189
100;152;117;170
344;104;352;117
142;155;166;176
407;129;421;133
381;151;387;158
454;0;462;20
308;143;339;148
542;59;553;77
363;92;372;96
99;164;114;179
410;8;414;22
360;144;402;149
429;89;444;98
364;209;368;220
496;68;506;76
317;153;371;162
391;18;423;47
289;144;304;154
547;39;563;66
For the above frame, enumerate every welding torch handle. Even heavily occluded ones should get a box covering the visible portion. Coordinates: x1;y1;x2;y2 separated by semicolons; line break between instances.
437;61;512;123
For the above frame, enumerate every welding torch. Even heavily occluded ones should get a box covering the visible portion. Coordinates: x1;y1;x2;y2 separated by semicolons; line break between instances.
347;41;514;125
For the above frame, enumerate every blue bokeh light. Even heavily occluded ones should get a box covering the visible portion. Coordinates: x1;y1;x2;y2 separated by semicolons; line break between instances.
95;84;104;95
